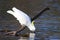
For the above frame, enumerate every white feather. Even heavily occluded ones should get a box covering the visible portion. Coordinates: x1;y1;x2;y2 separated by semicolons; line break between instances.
7;7;35;31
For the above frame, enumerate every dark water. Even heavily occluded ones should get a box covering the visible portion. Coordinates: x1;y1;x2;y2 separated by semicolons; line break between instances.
0;0;60;40
0;32;60;40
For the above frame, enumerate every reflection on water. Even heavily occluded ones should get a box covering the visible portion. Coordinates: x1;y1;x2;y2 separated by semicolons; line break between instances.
18;37;28;40
29;33;35;40
18;33;35;40
0;32;59;40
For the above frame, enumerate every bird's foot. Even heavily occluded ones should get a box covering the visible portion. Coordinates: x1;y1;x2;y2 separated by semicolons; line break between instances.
5;31;17;36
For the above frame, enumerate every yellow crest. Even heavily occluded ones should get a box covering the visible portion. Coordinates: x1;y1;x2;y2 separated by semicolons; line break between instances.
32;21;35;25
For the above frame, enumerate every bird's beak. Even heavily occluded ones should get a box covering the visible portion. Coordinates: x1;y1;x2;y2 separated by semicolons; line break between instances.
27;21;35;31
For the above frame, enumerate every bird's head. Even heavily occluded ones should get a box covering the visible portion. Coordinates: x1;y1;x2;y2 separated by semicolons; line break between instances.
31;21;35;26
28;21;36;32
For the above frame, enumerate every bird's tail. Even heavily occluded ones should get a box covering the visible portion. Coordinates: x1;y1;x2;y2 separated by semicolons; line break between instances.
7;10;14;15
12;7;20;12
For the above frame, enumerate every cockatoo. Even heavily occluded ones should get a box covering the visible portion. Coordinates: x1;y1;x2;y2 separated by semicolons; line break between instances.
7;7;36;32
6;7;49;36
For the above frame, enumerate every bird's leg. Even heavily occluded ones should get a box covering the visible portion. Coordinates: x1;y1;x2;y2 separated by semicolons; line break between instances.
15;25;26;36
5;31;17;35
5;25;26;36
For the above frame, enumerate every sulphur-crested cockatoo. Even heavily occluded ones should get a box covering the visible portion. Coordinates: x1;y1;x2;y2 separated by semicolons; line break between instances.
7;7;36;32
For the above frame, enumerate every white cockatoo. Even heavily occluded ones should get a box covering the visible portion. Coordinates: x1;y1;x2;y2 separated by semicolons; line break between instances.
7;7;36;32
